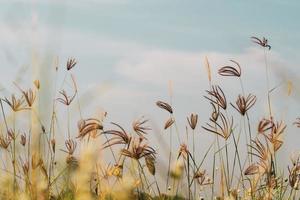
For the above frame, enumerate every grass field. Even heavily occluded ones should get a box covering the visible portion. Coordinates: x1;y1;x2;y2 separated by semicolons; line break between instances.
0;37;299;200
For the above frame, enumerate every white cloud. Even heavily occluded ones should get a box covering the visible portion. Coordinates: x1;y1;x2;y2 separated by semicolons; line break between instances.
114;46;294;94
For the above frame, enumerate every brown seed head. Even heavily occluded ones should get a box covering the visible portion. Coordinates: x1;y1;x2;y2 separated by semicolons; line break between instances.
33;79;40;90
258;118;274;134
22;161;29;176
164;117;175;130
102;122;131;149
294;118;300;128
251;36;271;50
231;94;256;116
205;85;227;110
194;169;211;185
57;90;76;106
132;117;151;137
77;118;103;139
145;155;156;175
14;83;36;107
249;138;268;162
187;113;198;130
211;103;219;122
0;134;11;149
218;60;241;77
22;89;36;107
64;139;77;155
267;120;286;151
288;155;300;190
3;94;27;112
156;100;173;114
20;133;26;146
66;58;77;71
244;163;259;176
178;143;189;160
121;137;156;160
202;112;233;140
7;129;16;140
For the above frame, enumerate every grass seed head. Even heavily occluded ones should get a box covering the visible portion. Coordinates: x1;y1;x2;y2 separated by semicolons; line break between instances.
187;113;198;130
156;100;173;114
218;60;241;77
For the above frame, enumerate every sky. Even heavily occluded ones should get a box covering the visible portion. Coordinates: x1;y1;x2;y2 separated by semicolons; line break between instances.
1;0;300;170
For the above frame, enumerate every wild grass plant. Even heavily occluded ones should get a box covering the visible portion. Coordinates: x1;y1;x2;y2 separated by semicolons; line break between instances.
0;37;298;200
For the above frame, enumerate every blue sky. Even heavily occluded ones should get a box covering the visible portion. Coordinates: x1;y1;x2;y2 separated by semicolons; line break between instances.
1;0;300;167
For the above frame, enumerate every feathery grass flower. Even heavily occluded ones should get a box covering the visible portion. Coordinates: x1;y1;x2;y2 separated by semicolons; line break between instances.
164;117;175;130
102;122;131;148
231;94;256;116
3;94;26;112
204;85;227;110
187;113;198;130
156;100;173;114
132;117;151;137
218;60;241;77
77;118;103;139
202;112;233;140
251;36;271;50
66;58;77;71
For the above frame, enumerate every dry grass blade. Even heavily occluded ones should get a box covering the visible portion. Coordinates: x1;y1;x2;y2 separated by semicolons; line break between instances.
202;112;233;140
164;117;175;130
231;94;256;116
218;60;241;77
204;85;227;110
156;100;173;114
66;57;77;71
77;118;103;139
251;36;271;50
187;113;198;130
132;117;151;137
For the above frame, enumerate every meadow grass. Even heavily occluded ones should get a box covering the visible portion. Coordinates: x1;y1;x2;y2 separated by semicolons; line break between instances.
0;37;298;200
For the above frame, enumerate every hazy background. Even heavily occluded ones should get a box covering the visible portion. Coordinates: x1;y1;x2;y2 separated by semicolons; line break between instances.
1;0;300;178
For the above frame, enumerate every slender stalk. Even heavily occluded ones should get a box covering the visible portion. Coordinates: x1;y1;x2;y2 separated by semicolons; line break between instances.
166;122;172;192
264;48;272;118
192;129;196;199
